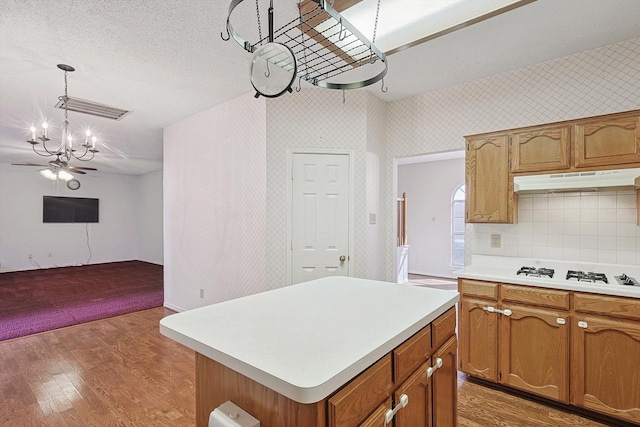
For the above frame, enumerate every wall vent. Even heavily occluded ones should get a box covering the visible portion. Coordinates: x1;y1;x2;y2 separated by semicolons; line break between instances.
55;96;131;121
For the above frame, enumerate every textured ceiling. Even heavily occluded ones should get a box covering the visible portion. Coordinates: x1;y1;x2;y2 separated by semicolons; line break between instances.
1;0;639;175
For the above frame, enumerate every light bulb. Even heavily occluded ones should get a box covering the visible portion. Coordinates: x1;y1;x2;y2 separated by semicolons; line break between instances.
40;169;57;181
85;129;91;145
58;170;74;181
30;125;36;141
91;135;97;149
42;122;48;138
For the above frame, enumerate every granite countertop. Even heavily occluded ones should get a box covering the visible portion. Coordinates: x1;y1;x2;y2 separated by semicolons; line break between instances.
159;276;459;404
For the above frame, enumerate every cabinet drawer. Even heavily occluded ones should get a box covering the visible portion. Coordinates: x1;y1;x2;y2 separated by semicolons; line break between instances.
393;325;431;384
432;307;456;350
502;284;570;310
459;279;498;300
574;293;640;321
328;354;393;427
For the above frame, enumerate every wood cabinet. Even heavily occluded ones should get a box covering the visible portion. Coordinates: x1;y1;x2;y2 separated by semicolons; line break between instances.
458;280;499;381
510;125;571;172
458;278;640;425
572;293;640;424
499;304;569;402
196;307;458;427
464;110;640;225
465;134;512;223
574;113;640;168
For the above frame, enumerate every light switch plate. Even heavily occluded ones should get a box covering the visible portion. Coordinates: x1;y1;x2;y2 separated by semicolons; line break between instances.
491;234;501;248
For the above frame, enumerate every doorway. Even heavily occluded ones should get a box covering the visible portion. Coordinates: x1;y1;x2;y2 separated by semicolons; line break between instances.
287;150;354;285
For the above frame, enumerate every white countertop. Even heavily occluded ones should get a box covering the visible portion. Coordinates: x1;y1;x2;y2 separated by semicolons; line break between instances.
455;255;640;299
159;276;459;404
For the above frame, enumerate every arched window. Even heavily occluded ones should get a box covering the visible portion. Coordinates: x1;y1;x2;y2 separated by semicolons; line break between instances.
451;184;465;267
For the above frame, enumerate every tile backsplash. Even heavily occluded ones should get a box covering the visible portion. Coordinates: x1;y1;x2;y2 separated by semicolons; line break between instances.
470;191;640;265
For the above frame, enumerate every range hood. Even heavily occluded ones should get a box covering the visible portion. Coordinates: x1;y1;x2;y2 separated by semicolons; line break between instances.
514;168;640;193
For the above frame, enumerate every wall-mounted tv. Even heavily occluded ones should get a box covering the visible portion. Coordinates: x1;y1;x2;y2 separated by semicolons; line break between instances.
43;196;99;223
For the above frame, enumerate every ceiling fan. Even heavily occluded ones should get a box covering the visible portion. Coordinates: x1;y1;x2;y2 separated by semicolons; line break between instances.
12;154;97;181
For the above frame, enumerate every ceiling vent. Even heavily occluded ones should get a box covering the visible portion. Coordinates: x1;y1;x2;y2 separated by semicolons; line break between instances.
55;96;131;121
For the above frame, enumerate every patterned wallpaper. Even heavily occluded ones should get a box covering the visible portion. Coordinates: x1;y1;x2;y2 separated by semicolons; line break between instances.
164;37;640;307
163;93;267;311
385;37;640;278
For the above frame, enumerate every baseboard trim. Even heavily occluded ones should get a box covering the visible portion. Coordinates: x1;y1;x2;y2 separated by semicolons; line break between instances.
163;302;186;313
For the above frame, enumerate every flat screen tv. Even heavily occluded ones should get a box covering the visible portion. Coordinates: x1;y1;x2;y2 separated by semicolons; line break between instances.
43;196;99;223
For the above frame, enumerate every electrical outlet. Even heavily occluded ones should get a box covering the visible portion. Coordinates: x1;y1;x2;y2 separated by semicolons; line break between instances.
28;254;32;259
200;289;204;299
48;253;53;258
491;234;501;248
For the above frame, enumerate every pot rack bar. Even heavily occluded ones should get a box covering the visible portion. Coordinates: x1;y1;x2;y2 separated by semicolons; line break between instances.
224;0;388;91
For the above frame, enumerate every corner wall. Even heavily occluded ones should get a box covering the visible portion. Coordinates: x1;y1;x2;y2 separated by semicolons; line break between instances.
163;92;267;311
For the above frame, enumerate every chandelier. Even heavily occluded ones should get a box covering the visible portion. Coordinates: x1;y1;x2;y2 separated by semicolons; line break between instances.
27;64;99;164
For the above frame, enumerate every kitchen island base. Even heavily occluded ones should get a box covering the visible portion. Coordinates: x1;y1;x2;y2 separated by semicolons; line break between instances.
195;307;458;427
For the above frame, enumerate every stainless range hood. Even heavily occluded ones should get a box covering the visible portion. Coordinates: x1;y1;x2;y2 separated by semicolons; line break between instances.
514;168;640;193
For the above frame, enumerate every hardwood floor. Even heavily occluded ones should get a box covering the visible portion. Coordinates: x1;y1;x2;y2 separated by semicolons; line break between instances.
0;306;608;426
0;307;195;426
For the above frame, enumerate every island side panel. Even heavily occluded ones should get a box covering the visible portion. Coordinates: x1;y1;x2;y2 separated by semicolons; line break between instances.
196;353;325;427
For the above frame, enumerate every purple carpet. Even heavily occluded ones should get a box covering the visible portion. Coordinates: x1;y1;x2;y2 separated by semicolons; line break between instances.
0;261;163;341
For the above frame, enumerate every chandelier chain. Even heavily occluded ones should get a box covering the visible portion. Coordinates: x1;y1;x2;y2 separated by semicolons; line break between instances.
372;0;381;43
63;70;69;121
255;0;263;44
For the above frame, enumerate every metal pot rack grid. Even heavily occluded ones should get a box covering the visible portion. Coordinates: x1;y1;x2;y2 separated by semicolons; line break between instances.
224;0;388;91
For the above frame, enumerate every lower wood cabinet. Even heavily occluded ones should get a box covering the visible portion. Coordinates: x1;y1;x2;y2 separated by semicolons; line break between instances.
458;298;498;382
458;278;640;425
499;304;569;402
572;293;640;425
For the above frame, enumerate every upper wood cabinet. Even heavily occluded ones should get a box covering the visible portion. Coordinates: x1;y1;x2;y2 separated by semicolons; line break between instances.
510;125;571;172
466;134;511;223
574;113;640;168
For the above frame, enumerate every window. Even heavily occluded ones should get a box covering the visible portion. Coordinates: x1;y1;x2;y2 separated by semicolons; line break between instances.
451;184;465;267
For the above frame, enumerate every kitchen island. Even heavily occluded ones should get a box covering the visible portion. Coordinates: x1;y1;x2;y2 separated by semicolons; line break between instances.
160;276;459;427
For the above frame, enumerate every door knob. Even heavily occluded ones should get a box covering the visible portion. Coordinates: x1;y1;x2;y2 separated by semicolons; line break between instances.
339;255;346;262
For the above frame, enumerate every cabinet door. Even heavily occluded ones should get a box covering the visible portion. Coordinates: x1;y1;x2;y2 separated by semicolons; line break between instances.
458;298;498;381
511;126;571;172
394;359;432;427
571;315;640;425
499;305;569;402
574;114;640;167
431;335;458;427
358;397;391;427
466;135;510;223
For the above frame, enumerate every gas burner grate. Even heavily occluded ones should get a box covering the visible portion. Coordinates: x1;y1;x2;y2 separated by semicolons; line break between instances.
614;274;639;286
516;266;555;278
566;270;608;284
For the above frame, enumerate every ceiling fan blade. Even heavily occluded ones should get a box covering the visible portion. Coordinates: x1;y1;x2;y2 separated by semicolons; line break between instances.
67;168;87;174
70;166;98;171
11;163;48;167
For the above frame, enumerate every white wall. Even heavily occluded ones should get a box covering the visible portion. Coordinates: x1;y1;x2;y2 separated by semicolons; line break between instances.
137;170;163;265
0;165;163;272
386;37;640;277
398;158;465;277
163;92;267;311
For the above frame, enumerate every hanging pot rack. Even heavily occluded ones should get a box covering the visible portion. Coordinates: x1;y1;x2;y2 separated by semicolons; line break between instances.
223;0;388;92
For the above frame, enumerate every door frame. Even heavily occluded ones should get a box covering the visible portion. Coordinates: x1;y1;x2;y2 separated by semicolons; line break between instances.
286;148;355;286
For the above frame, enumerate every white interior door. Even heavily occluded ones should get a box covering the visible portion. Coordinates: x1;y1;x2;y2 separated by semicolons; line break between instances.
291;153;350;284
